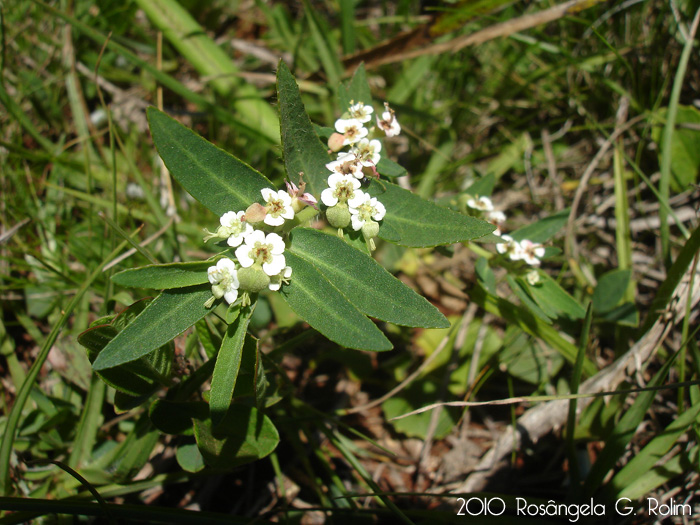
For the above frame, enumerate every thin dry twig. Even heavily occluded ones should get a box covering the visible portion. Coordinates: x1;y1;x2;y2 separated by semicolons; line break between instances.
364;0;606;69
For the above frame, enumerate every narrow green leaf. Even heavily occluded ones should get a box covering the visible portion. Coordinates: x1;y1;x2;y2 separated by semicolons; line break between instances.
302;0;342;86
566;303;593;495
367;180;494;247
469;284;597;376
510;208;570;243
93;286;212;370
653;105;700;191
507;275;552;323
176;439;206;473
147;107;274;216
112;261;211;289
277;61;332;198
281;251;392;351
339;0;356;54
338;63;373;111
582;351;679;497
376;157;407;178
289;228;448;328
464;173;496;198
616;445;698;501
609;403;700;497
592;269;632;313
193;407;279;468
210;306;253;426
475;257;497;295
640;226;700;335
526;272;586;320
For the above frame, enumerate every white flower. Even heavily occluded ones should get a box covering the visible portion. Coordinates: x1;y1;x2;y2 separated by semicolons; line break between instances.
219;211;253;247
488;210;506;224
348;101;373;123
466;196;494;212
335;118;368;145
235;230;286;276
376;103;400;137
321;173;363;207
519;239;545;266
326;152;363;179
268;265;292;291
496;234;522;260
207;258;240;304
349;192;386;231
351;138;382;166
526;270;540;285
261;188;294;226
203;210;252;245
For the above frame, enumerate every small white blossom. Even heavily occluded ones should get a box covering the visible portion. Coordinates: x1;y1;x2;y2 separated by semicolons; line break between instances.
321;173;364;207
348;101;373;123
235;230;286;276
203;210;252;246
496;234;522;260
519;239;545;266
376;103;400;137
466;196;494;212
335;118;368;145
268;265;292;291
261;188;294;226
349;193;386;231
526;270;540;285
220;211;253;247
351;138;382;166
207;258;240;305
326;152;363;179
488;210;506;224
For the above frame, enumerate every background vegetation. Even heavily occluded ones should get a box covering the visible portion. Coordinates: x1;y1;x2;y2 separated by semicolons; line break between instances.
0;0;699;522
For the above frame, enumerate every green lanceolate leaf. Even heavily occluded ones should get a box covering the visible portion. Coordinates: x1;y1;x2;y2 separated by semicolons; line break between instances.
464;173;496;198
93;286;212;370
147;107;274;216
525;272;586;320
209;305;253;426
193;406;279;468
112;261;211;289
592;269;632;313
78;300;172;398
281;251;392;351
289;228;448;328
608;403;700;498
367;180;495;247
510;208;570;243
376;157;407;178
338;63;373;111
276;61;332;199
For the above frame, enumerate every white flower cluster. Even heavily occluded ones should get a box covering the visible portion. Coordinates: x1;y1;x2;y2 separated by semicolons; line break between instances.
466;195;545;267
203;181;317;307
324;101;400;251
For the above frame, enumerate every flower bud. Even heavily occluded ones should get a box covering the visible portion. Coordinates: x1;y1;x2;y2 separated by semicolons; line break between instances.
237;265;271;293
326;203;351;229
244;202;267;225
361;220;379;241
328;132;346;152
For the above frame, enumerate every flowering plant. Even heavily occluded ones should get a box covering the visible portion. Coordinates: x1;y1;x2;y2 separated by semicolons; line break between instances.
77;63;494;469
